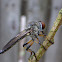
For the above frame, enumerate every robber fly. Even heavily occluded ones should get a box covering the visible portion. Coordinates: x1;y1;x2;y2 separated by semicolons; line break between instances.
0;21;46;60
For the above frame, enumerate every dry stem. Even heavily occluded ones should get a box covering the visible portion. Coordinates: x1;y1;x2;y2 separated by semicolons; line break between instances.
28;9;62;62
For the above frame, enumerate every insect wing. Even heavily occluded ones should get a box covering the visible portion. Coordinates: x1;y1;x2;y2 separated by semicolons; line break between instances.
0;28;31;54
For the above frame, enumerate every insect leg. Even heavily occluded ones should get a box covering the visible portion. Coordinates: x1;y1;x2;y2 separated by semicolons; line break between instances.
34;35;47;50
23;40;32;47
38;31;46;37
34;35;41;45
23;40;33;57
26;41;34;50
39;31;54;44
23;40;37;60
27;49;37;61
26;41;37;60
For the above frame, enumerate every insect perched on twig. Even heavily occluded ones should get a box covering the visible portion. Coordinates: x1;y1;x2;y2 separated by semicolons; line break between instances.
0;21;46;60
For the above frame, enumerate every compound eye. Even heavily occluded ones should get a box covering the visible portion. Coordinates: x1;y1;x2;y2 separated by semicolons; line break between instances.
39;21;45;29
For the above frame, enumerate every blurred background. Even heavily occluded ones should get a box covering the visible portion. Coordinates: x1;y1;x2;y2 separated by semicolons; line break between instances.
0;0;62;62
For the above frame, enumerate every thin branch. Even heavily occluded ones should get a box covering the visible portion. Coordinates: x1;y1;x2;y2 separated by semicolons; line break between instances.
28;9;62;62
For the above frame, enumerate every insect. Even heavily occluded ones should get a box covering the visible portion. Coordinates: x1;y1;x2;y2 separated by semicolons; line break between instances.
0;21;46;60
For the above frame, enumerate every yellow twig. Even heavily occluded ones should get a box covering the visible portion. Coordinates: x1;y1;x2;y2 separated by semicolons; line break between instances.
28;9;62;62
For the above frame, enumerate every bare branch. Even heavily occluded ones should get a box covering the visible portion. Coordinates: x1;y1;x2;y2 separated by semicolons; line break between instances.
28;9;62;62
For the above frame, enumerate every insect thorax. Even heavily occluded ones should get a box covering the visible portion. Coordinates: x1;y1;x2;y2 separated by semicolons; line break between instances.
28;21;43;39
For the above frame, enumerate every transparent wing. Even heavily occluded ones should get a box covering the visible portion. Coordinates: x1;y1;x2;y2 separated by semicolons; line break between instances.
0;28;31;54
